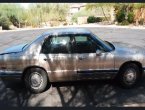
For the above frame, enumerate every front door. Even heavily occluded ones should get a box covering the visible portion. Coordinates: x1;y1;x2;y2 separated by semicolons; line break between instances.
72;34;115;80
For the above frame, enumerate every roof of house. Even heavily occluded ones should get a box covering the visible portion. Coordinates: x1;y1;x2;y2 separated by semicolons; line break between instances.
70;3;86;8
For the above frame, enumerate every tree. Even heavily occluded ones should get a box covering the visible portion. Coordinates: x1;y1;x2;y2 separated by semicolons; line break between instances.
0;3;69;28
133;3;145;25
114;3;135;24
71;8;95;23
85;3;115;22
0;16;11;30
0;3;28;28
26;3;69;27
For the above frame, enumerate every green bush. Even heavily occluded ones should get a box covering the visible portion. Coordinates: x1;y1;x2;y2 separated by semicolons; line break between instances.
0;16;11;30
127;12;134;23
120;20;129;25
116;10;125;23
9;15;19;27
95;17;102;22
87;16;96;23
87;16;102;23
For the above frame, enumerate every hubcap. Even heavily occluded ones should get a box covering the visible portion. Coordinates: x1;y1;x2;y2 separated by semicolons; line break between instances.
29;72;43;89
123;68;136;84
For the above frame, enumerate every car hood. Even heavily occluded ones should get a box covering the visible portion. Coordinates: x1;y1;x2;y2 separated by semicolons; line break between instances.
0;43;27;55
112;42;144;54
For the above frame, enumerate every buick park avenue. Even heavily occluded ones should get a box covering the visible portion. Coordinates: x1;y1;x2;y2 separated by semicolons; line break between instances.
0;28;144;93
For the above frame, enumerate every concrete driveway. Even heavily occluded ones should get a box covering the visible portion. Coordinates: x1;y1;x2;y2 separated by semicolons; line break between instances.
0;27;145;107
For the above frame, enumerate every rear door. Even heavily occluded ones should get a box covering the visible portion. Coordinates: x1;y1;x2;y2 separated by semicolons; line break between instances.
39;34;77;82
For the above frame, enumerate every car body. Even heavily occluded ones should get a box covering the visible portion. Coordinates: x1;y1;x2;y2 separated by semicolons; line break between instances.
0;28;145;93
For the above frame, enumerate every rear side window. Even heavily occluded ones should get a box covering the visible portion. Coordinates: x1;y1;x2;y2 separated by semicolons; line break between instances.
75;36;87;42
51;37;70;45
41;35;71;54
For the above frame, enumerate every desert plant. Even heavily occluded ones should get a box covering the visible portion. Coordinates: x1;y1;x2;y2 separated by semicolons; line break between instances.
0;16;11;30
95;17;102;22
116;10;126;23
87;16;96;23
127;12;134;23
121;20;129;25
9;15;19;27
139;18;144;25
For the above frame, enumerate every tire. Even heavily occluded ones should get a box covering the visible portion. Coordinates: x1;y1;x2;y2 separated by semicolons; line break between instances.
117;63;141;88
24;68;49;93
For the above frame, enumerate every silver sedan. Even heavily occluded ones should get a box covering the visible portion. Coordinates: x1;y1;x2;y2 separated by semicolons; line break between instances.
0;28;145;93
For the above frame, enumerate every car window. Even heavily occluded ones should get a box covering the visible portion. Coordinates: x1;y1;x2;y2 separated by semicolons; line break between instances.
41;35;71;54
75;36;87;42
72;35;98;53
51;37;70;45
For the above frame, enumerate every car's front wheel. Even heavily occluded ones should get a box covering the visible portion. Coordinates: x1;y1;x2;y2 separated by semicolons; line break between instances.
117;63;142;88
24;68;49;93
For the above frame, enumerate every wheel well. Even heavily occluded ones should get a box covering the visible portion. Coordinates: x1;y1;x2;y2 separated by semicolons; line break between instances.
119;61;143;74
21;66;48;80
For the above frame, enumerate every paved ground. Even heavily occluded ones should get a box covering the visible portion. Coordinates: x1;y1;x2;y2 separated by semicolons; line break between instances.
0;27;145;107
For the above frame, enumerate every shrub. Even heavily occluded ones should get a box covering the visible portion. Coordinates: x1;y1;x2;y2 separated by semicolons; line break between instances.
87;16;96;23
9;15;19;27
87;16;103;23
101;17;110;21
127;12;134;23
95;17;102;22
0;16;11;30
139;18;144;25
116;10;126;23
120;20;129;25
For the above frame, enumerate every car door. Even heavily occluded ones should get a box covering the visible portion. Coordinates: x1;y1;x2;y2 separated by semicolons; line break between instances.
72;34;115;80
39;34;77;82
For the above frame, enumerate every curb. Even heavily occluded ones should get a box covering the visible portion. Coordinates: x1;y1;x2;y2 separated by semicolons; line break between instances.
124;103;145;107
0;24;145;33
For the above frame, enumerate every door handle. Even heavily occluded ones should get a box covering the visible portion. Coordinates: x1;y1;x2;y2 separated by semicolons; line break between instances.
44;58;52;61
44;58;47;61
78;56;86;60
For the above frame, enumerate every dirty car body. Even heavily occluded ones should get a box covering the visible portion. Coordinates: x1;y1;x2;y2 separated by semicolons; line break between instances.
0;28;145;93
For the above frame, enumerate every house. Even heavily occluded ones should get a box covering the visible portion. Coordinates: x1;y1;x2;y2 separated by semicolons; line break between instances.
66;3;86;25
69;3;86;16
66;3;115;25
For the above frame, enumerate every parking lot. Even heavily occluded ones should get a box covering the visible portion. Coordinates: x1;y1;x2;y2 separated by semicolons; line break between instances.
0;27;145;107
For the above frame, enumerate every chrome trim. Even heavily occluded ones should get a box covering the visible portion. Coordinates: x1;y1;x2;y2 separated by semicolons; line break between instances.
0;70;22;74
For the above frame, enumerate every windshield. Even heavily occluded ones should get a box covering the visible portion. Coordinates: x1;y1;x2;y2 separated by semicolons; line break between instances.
22;35;42;50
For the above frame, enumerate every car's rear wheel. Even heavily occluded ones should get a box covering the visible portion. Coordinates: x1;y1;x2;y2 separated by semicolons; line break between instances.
117;63;141;88
24;68;49;93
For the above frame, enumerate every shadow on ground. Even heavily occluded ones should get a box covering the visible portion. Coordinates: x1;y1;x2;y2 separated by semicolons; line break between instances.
0;75;145;107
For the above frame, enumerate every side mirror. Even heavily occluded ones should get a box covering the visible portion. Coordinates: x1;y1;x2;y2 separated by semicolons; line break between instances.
96;49;102;56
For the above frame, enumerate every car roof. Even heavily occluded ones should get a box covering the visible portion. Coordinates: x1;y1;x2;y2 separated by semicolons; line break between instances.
42;28;92;36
